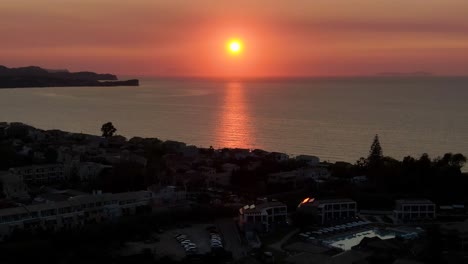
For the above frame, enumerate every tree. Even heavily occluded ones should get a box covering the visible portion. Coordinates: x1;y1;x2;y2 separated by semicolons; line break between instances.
450;153;467;169
368;134;383;162
101;122;116;138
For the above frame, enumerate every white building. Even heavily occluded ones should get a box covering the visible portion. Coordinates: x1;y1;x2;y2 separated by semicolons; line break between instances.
9;164;65;185
239;201;287;232
0;190;153;237
393;199;436;223
298;198;357;225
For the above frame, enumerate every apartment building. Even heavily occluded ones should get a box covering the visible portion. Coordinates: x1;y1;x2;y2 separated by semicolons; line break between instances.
298;198;357;225
393;199;436;223
9;164;66;185
239;201;287;232
0;190;153;237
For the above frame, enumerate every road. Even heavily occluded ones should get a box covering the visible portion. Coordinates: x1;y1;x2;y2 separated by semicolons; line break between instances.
216;218;247;259
269;228;299;252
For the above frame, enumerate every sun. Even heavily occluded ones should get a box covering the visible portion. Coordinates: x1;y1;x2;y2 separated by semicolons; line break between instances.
227;39;242;54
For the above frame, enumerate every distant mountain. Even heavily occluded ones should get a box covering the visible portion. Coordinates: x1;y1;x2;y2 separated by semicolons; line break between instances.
0;65;138;88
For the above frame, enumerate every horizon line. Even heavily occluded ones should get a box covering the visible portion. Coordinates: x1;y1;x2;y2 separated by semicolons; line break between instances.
121;73;468;80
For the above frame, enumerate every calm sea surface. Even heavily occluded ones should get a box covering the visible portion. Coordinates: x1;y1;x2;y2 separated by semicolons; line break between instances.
1;77;467;165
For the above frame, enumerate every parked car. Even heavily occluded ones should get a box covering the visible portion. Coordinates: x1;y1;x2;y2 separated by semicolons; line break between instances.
177;236;188;242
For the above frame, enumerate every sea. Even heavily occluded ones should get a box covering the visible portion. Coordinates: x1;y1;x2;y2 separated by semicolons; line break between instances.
1;77;467;166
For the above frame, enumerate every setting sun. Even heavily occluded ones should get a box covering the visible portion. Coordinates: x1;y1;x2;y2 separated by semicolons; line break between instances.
227;40;242;54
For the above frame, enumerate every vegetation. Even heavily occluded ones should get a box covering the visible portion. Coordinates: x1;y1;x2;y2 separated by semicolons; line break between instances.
325;135;468;208
101;122;117;137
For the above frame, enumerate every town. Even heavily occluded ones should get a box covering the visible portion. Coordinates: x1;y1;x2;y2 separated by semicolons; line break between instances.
0;121;466;264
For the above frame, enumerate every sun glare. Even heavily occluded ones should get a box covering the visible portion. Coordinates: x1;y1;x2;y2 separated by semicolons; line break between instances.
227;40;242;54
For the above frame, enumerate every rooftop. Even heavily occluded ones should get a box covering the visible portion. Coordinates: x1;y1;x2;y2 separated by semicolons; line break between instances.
241;201;286;213
298;197;356;208
395;199;434;205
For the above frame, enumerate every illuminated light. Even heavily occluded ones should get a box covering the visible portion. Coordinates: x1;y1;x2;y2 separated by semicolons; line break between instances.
227;39;242;54
298;197;315;208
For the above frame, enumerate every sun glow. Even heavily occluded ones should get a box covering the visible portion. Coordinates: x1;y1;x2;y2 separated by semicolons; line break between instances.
227;39;242;54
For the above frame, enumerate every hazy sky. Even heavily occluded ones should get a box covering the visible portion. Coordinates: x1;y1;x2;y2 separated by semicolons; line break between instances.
1;0;468;77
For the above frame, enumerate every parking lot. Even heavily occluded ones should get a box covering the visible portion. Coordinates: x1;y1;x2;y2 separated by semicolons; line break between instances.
120;221;244;260
153;224;218;259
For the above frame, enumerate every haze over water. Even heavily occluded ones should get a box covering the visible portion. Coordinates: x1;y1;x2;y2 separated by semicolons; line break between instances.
1;77;467;164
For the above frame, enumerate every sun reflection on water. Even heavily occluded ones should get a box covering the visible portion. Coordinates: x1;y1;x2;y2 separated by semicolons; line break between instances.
215;82;255;149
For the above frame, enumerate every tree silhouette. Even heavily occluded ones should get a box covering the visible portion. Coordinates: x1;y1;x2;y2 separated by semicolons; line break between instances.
368;134;383;163
101;122;116;138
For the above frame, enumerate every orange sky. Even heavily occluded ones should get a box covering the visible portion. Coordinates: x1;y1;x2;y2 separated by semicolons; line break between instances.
1;0;468;77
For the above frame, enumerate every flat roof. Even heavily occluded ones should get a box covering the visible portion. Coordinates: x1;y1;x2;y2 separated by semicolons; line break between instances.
395;199;434;205
317;198;356;204
241;201;286;213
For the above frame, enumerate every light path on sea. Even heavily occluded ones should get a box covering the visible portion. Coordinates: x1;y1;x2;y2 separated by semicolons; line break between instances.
1;77;467;169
